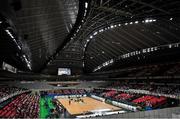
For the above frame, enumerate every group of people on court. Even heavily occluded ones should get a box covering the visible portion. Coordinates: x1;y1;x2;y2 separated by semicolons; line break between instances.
68;96;84;105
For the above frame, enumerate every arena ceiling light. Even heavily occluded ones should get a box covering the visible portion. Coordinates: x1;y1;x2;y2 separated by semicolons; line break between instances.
99;29;104;32
93;42;180;72
145;19;149;23
93;32;98;36
82;62;85;67
93;59;114;72
135;21;139;24
17;45;21;50
90;35;93;39
5;29;14;39
5;29;22;51
110;25;114;28
149;19;153;22
145;19;156;23
76;29;79;33
23;55;26;58
22;55;32;70
84;18;159;61
84;11;87;17
85;2;88;9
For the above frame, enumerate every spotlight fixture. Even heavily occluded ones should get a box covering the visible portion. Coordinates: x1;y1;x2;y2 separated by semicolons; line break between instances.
90;35;93;39
85;2;88;9
135;21;138;24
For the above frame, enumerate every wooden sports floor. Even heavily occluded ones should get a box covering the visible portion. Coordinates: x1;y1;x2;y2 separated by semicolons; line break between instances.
57;97;121;115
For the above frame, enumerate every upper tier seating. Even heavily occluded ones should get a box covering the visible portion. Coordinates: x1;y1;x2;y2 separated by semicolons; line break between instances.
47;89;86;95
0;85;26;101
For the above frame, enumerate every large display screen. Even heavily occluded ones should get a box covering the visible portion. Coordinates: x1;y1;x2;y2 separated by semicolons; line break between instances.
58;68;71;75
2;62;17;73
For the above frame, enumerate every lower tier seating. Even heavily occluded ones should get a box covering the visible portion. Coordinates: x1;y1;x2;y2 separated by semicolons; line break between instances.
0;93;39;118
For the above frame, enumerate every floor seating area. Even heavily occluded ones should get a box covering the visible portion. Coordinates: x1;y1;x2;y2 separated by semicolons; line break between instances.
132;96;167;107
92;88;173;110
92;89;139;102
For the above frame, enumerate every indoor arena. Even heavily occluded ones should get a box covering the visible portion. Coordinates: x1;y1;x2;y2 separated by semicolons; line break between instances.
0;0;180;118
